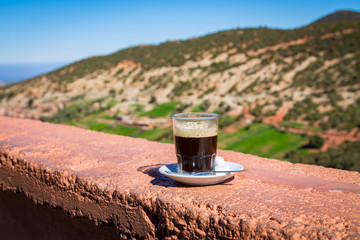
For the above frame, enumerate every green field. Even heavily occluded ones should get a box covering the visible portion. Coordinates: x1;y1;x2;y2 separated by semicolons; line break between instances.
88;121;139;136
140;101;180;117
280;121;322;132
218;123;307;159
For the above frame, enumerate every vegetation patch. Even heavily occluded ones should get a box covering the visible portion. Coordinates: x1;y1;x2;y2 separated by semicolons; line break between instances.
320;98;360;131
140;101;180;117
218;123;307;159
218;116;236;129
134;127;173;143
285;97;321;124
287;141;360;172
41;98;107;123
281;121;322;132
191;104;206;112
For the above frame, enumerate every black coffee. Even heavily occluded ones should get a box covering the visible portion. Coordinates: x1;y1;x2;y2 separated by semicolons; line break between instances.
175;135;217;172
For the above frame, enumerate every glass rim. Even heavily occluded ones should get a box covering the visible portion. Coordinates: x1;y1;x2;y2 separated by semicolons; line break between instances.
172;112;219;120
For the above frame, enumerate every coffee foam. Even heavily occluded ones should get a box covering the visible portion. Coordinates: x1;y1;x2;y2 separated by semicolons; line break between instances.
174;121;218;138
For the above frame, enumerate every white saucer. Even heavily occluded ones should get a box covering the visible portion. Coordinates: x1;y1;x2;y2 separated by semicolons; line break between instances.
159;161;244;186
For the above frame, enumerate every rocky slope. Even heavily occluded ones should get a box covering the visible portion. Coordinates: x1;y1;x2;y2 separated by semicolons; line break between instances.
0;11;359;133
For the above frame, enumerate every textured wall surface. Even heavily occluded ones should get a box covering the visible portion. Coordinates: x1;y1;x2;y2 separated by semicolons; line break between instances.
0;116;359;239
0;190;120;240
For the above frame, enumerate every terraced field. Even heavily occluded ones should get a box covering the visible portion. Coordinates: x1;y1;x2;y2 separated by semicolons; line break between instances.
218;123;307;159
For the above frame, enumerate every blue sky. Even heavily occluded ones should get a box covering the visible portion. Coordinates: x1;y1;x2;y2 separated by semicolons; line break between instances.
1;0;359;64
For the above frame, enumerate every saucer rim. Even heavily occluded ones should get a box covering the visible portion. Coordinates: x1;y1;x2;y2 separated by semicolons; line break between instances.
159;161;244;179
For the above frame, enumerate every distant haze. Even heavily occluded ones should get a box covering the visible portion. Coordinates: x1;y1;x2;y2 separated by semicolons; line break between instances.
0;62;67;85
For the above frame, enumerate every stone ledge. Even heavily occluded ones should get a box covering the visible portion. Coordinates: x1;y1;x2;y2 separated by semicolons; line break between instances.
0;116;359;239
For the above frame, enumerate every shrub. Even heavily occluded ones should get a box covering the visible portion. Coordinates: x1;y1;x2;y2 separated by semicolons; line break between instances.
109;89;116;96
218;116;236;129
308;135;325;149
149;95;156;104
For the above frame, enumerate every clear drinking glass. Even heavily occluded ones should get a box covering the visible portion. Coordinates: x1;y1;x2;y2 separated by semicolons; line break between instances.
172;113;219;174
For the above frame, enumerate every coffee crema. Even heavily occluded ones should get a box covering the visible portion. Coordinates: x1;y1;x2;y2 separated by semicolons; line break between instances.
173;121;217;138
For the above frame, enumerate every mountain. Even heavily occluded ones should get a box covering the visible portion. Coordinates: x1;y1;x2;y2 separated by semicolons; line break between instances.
0;11;359;171
313;10;360;24
1;11;359;126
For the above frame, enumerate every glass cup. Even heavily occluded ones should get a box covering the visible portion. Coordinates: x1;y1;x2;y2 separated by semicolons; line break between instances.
172;113;219;174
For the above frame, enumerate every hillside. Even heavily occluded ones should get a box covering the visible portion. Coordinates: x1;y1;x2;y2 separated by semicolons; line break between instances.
313;10;360;24
0;11;359;171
